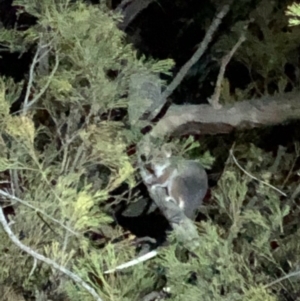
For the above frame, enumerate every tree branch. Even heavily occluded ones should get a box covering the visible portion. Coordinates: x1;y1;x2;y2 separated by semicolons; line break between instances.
0;206;103;301
104;249;158;274
161;4;231;101
150;91;300;138
208;31;247;109
141;3;232;121
22;45;59;115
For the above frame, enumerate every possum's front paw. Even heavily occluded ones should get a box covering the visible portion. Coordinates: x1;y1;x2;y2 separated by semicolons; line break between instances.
165;196;184;210
144;174;155;185
165;196;177;204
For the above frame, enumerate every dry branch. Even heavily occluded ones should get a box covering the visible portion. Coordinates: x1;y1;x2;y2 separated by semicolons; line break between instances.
150;91;300;138
230;149;287;197
142;3;232;121
161;4;231;102
208;32;246;109
104;249;158;274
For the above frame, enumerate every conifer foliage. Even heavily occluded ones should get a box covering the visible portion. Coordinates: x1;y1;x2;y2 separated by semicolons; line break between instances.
1;1;300;301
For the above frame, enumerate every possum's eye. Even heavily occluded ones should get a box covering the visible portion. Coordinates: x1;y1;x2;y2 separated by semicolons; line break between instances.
140;154;153;162
140;154;147;162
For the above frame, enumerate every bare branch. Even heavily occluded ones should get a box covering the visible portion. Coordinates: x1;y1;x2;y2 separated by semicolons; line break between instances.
264;269;300;289
28;258;37;278
142;3;232;121
208;32;246;109
23;45;41;113
38;38;50;76
22;45;59;115
161;4;231;101
0;206;103;301
230;149;287;197
104;250;158;274
150;91;300;138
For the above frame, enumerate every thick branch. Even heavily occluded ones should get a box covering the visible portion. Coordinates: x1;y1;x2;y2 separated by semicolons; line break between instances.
151;91;300;138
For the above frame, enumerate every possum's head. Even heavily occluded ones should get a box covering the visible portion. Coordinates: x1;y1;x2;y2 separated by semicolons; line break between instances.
139;143;175;177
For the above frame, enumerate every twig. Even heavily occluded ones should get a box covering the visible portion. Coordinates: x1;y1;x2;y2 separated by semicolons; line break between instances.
23;44;41;113
29;258;37;278
208;32;246;109
282;142;299;189
291;182;300;201
0;189;79;236
263;270;300;289
104;249;158;274
230;150;287;197
9;170;16;197
6;166;21;201
36;211;61;237
0;206;103;301
23;46;59;115
61;221;71;269
38;37;50;76
161;3;231;101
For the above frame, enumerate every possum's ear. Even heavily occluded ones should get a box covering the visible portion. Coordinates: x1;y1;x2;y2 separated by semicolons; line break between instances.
165;150;172;158
162;143;174;158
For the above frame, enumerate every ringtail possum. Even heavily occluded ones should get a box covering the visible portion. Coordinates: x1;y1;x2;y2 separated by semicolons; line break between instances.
139;144;208;220
103;144;207;274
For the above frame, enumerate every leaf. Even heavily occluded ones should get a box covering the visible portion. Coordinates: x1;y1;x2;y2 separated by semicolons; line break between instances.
5;115;35;146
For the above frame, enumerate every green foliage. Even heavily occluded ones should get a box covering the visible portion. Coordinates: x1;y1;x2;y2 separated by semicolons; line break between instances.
1;1;300;301
54;141;299;301
66;244;157;301
286;3;300;26
147;143;296;301
0;0;172;299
